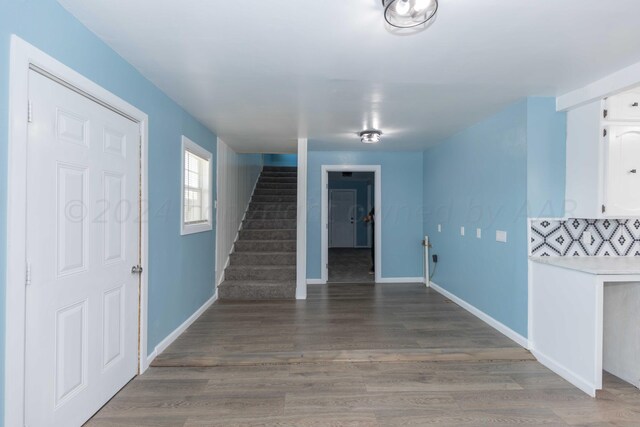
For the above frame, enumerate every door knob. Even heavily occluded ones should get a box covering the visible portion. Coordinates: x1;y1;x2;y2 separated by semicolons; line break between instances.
131;265;143;274
632;102;639;107
630;169;637;174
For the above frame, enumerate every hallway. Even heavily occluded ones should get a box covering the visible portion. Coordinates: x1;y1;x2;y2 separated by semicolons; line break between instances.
328;249;374;283
87;284;640;426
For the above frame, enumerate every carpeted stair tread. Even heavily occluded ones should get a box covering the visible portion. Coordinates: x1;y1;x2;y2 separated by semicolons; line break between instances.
218;280;296;300
234;240;296;252
230;252;296;266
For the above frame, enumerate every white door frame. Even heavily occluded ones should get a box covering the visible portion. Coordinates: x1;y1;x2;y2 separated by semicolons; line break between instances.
328;189;357;248
5;35;150;427
321;165;382;283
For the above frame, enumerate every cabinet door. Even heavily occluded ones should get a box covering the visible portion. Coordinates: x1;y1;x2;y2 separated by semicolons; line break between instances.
605;90;640;121
604;126;640;216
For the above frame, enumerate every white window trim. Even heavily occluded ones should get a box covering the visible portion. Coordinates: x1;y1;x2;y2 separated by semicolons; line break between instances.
181;135;213;235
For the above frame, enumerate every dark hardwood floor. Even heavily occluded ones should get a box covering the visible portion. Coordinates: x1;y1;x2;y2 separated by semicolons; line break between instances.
87;284;640;426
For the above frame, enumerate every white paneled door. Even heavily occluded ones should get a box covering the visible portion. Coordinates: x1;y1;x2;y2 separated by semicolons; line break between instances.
25;70;140;427
329;189;357;248
604;126;640;217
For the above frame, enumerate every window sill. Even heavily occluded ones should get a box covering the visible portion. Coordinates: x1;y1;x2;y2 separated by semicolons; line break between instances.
181;222;212;236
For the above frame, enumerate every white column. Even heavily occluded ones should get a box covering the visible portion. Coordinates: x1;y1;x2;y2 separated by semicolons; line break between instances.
296;138;308;299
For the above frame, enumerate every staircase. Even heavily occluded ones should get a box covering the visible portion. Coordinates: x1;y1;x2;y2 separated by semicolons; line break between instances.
218;166;297;300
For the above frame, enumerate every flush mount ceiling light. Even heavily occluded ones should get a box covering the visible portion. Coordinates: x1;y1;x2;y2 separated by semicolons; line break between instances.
359;130;382;144
382;0;438;30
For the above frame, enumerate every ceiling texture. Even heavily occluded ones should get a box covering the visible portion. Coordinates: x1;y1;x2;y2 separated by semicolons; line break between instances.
59;0;640;152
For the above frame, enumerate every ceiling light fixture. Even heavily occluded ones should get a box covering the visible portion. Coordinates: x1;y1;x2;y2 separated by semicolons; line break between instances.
359;130;382;144
382;0;438;30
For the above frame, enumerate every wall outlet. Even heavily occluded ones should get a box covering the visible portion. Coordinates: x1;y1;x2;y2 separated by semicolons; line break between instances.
496;230;508;243
460;226;465;236
582;231;592;246
476;228;482;239
438;224;442;232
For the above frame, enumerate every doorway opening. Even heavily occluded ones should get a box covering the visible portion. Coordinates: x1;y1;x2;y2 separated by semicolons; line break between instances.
322;166;381;284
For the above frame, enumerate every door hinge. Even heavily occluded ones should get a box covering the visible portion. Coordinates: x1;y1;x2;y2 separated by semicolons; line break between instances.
602;204;606;214
603;128;607;137
27;100;33;123
25;263;32;286
603;109;608;119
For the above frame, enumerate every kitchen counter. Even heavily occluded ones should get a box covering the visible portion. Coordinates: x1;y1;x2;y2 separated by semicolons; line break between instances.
529;256;640;275
530;256;640;396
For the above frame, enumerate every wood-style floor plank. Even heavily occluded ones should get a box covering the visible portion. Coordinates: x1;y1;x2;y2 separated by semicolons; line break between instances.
87;284;640;426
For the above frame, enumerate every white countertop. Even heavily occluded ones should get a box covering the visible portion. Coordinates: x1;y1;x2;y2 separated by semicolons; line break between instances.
530;256;640;275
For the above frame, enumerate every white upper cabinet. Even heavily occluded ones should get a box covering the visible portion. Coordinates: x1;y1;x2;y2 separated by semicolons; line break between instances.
605;90;640;121
565;87;640;218
603;126;640;217
565;100;605;218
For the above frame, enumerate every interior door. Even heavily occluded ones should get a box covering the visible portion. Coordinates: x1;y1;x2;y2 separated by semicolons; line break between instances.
25;70;140;426
329;189;357;248
604;126;640;217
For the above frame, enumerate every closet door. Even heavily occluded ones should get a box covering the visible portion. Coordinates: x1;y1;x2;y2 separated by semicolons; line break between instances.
604;126;640;216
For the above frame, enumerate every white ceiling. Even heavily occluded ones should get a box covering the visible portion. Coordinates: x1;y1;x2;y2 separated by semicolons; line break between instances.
59;0;640;153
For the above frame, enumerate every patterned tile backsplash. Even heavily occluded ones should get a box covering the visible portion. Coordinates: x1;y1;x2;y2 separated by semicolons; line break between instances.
530;218;640;257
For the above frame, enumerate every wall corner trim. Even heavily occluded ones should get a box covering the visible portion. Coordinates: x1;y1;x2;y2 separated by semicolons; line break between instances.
296;138;308;300
142;291;218;371
430;281;529;349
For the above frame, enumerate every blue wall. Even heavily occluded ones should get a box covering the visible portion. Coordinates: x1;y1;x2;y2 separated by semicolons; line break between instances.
263;153;297;167
307;150;423;279
1;1;218;421
527;98;567;218
423;98;566;338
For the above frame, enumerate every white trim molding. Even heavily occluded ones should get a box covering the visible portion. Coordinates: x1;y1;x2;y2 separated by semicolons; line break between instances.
180;135;214;236
306;279;327;285
377;277;425;284
296;138;308;299
143;291;217;369
321;165;382;284
5;35;150;427
430;281;529;349
530;349;597;397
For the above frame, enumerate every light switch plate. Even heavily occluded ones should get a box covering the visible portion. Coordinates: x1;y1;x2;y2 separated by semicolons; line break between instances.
438;224;442;232
476;228;482;239
460;226;465;236
496;230;507;243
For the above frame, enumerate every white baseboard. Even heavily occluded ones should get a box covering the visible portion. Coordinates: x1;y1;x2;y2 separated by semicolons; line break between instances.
141;290;218;371
430;281;529;349
531;349;597;397
306;277;425;285
377;277;425;284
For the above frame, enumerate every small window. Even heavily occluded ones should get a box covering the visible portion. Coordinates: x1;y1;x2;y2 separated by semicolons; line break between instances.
181;136;213;235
